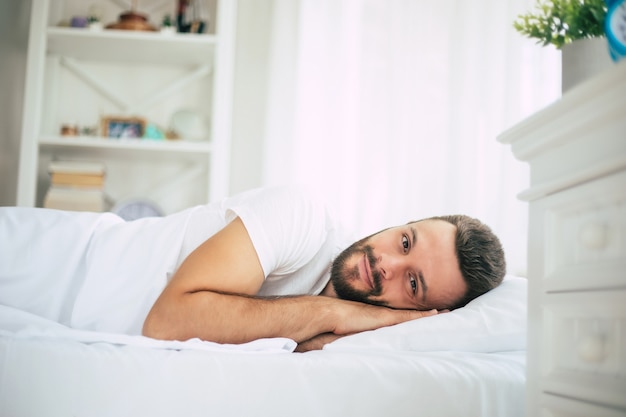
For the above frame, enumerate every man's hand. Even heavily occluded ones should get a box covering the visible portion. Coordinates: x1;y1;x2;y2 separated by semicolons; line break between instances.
329;302;438;336
295;333;344;352
296;306;438;352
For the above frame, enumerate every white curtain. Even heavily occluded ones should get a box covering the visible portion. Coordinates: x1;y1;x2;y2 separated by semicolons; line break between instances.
261;0;561;275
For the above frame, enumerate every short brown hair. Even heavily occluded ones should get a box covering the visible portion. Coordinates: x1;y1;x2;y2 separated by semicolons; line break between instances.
428;214;506;309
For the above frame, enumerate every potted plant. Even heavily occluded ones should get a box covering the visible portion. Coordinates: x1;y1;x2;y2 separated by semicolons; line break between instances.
161;14;176;35
513;0;607;48
87;15;103;31
513;0;613;91
87;4;104;31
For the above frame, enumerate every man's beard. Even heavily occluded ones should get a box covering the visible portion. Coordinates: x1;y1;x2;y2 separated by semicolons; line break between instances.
329;238;386;306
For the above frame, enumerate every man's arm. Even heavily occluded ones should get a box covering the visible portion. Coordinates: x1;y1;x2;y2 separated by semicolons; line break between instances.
143;217;437;344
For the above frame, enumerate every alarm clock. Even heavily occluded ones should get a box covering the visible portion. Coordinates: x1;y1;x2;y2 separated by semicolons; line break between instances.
605;0;626;61
112;198;164;221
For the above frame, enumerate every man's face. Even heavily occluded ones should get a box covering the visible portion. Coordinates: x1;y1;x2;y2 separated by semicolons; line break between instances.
329;219;467;310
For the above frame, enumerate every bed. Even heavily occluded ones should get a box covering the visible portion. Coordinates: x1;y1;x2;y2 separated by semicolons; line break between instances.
0;277;526;417
0;207;527;417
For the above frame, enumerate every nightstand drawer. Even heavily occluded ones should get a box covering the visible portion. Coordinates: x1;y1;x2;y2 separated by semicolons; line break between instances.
541;170;626;292
540;291;626;410
540;393;626;417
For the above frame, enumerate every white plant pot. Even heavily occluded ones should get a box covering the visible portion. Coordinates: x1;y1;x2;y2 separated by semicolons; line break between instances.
561;37;613;93
88;22;103;31
160;26;176;35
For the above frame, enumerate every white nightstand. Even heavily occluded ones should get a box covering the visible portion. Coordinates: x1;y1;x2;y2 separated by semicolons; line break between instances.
498;60;626;417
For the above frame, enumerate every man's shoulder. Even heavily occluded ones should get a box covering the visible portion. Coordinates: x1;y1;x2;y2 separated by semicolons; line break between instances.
229;184;328;215
225;185;337;277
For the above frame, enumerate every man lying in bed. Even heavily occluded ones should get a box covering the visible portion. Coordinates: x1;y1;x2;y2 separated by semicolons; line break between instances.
142;186;506;351
0;185;506;352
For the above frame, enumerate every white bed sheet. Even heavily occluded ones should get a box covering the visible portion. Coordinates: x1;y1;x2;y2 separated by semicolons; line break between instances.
0;280;527;417
0;332;525;417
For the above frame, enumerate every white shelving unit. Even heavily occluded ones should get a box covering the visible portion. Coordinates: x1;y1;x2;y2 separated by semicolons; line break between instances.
17;0;236;215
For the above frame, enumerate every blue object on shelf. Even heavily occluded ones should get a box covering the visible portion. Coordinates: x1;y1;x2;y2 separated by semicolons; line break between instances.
605;0;626;61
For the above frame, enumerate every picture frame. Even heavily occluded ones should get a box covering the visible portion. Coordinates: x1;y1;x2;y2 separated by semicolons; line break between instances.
101;116;146;139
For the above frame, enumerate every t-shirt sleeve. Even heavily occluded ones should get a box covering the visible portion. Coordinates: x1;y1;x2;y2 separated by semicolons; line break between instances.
224;186;331;278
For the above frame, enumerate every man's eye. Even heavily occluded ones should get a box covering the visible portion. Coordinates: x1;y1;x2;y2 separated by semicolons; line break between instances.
409;275;417;294
402;235;410;252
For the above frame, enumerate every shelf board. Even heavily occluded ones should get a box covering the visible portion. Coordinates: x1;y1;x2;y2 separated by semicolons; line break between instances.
46;27;217;66
40;135;212;156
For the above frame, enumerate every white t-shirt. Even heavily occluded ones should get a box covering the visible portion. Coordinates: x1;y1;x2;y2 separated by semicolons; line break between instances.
178;185;348;297
0;185;350;335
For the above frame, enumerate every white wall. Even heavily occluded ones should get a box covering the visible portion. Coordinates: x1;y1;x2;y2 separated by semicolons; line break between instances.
0;0;32;206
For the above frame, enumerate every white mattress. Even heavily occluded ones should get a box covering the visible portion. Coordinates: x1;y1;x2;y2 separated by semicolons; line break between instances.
0;333;525;417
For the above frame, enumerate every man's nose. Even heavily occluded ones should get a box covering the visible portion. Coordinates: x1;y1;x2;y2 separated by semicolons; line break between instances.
378;255;403;281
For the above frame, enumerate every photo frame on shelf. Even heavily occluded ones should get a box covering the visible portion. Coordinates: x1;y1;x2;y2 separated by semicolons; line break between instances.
102;116;146;139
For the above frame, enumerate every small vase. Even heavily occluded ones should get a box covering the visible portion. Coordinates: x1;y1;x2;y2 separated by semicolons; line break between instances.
561;37;613;93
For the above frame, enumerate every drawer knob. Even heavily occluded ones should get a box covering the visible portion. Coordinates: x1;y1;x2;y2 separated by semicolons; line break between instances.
579;223;608;250
577;335;607;363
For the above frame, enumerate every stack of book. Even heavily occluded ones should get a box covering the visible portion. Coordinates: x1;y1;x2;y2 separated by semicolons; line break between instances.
43;161;106;212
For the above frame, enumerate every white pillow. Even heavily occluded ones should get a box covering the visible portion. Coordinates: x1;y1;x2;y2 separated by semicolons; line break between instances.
324;275;527;353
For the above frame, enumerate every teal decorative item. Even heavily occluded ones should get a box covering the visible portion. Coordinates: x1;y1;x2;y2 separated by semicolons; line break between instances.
605;0;626;61
143;123;165;140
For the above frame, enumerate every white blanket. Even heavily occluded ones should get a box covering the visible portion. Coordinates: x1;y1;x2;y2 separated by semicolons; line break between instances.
0;304;296;353
0;207;193;334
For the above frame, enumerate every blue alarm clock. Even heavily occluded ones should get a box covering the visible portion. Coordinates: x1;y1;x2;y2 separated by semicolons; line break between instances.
605;0;626;61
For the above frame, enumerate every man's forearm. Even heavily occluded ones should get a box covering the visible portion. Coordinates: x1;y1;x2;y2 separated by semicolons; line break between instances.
142;289;436;344
144;290;338;343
